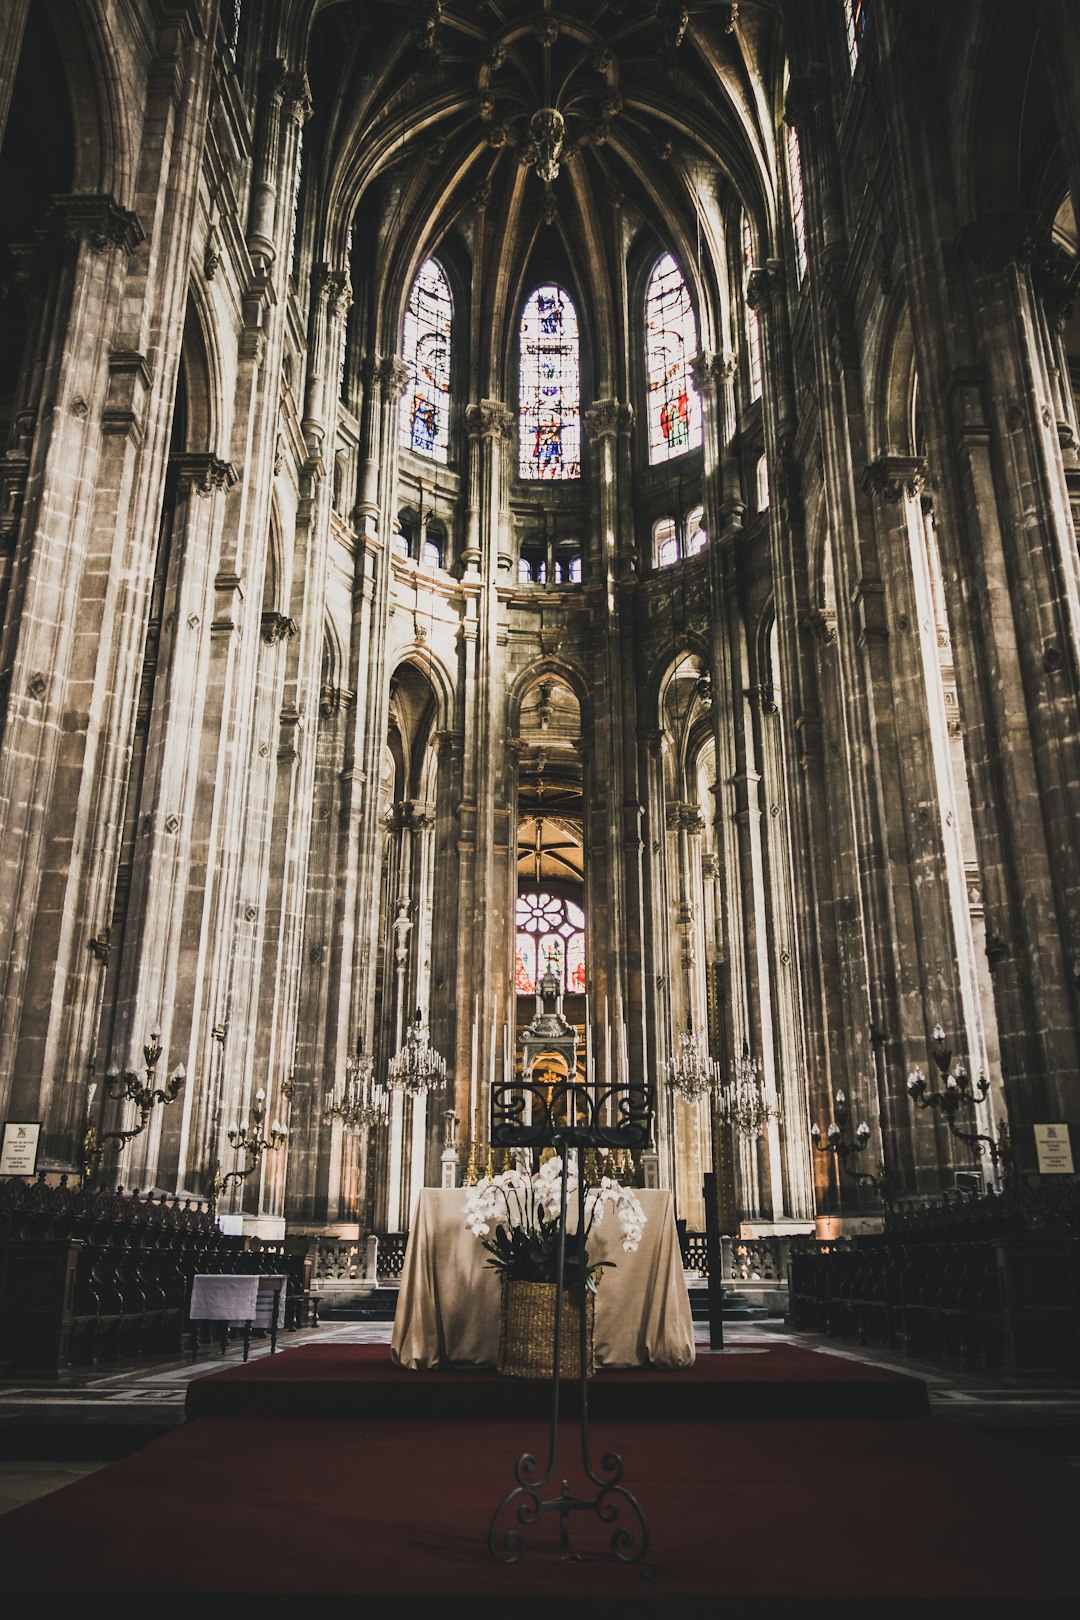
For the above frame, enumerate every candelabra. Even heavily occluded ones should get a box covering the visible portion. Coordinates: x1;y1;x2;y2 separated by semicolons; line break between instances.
811;1088;888;1205
906;1024;1013;1181
81;1028;185;1185
325;1035;389;1132
664;1017;721;1101
386;1006;447;1096
717;1042;780;1138
214;1087;288;1205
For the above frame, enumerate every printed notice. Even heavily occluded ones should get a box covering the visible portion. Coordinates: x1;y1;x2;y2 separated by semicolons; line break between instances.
0;1121;41;1176
1034;1122;1074;1175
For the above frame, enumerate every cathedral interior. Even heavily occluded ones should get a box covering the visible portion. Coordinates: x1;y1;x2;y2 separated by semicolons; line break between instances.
2;0;1078;1240
0;0;1079;1605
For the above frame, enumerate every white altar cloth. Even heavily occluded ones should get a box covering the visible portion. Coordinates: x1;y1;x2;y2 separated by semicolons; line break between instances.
391;1187;694;1370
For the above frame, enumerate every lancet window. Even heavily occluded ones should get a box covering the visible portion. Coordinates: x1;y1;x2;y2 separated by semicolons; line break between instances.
742;214;762;399
844;0;867;73
785;123;809;282
519;286;581;480
515;892;586;995
400;259;452;463
645;253;702;463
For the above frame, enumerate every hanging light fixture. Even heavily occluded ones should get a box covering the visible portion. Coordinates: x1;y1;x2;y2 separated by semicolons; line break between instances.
387;1007;448;1097
325;1035;389;1132
716;1041;779;1138
664;1016;722;1101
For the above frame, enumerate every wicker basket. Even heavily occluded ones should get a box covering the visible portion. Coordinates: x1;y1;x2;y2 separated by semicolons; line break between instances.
497;1278;596;1379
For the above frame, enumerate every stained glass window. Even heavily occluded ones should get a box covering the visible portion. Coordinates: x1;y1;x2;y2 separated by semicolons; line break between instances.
401;259;452;463
785;123;808;282
515;892;586;994
742;215;762;400
519;286;581;479
844;0;866;73
645;253;702;463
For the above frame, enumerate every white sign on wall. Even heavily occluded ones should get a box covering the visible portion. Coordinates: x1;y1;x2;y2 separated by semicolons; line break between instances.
1034;1123;1074;1175
0;1121;41;1176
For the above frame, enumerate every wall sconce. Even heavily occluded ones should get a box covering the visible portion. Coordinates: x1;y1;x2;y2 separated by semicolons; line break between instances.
82;1028;185;1185
213;1087;288;1208
811;1088;888;1206
907;1024;1013;1183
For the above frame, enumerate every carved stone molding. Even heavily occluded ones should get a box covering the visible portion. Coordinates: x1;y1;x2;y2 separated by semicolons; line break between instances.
48;193;145;256
783;67;828;132
862;455;927;505
172;454;237;496
465;399;514;439
690;351;730;394
260;610;298;645
277;67;313;125
584;398;621;441
666;802;704;834
746;265;783;313
327;271;352;323
955;214;1040;274
379;356;410;399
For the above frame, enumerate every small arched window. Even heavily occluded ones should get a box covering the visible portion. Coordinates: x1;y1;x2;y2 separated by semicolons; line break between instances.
519;286;581;480
645;253;702;463
401;259;452;462
422;522;444;571
685;505;707;556
756;454;770;512
654;517;679;569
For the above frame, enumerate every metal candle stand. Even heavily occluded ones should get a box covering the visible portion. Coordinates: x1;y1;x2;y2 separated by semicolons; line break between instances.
487;1075;657;1573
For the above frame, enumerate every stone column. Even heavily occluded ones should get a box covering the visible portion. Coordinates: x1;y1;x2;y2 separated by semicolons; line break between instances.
459;400;513;1156
877;6;1080;1171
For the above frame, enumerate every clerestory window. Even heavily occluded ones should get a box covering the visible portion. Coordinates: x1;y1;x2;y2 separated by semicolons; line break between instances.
400;259;452;463
519;286;581;480
645;253;702;463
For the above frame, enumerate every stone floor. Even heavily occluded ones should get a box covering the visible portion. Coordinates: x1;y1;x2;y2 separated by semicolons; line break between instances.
1;1313;1077;1516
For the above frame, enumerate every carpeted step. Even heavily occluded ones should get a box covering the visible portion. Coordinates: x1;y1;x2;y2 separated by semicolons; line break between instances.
183;1341;931;1423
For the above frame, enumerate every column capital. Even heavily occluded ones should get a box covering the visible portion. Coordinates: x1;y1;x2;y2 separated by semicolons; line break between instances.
584;397;621;441
861;455;927;504
465;399;514;439
746;263;785;313
379;355;410;399
954;213;1041;274
170;453;238;495
48;193;145;256
783;66;829;131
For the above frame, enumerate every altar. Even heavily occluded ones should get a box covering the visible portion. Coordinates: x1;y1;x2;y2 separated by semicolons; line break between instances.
391;1186;695;1370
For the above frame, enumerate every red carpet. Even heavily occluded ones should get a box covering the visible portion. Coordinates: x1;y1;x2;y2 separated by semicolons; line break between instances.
0;1409;1075;1615
184;1340;930;1421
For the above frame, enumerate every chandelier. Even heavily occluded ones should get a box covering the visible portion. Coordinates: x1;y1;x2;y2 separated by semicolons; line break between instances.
325;1036;388;1132
664;1018;722;1102
716;1043;779;1138
387;1007;447;1097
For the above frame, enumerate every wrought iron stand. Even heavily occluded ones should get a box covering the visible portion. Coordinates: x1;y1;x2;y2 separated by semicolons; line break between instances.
487;1074;657;1571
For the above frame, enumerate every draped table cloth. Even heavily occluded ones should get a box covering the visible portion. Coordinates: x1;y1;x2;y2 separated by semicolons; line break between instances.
391;1187;694;1370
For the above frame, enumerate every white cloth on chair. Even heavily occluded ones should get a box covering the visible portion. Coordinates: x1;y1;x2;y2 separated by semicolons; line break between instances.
190;1274;260;1324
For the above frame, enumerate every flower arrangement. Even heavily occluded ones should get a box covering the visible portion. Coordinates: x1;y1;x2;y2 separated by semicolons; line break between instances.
465;1153;647;1293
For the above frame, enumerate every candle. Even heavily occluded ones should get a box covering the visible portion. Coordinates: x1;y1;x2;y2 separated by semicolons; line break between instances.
604;1020;611;1126
489;1005;496;1144
585;994;593;1107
